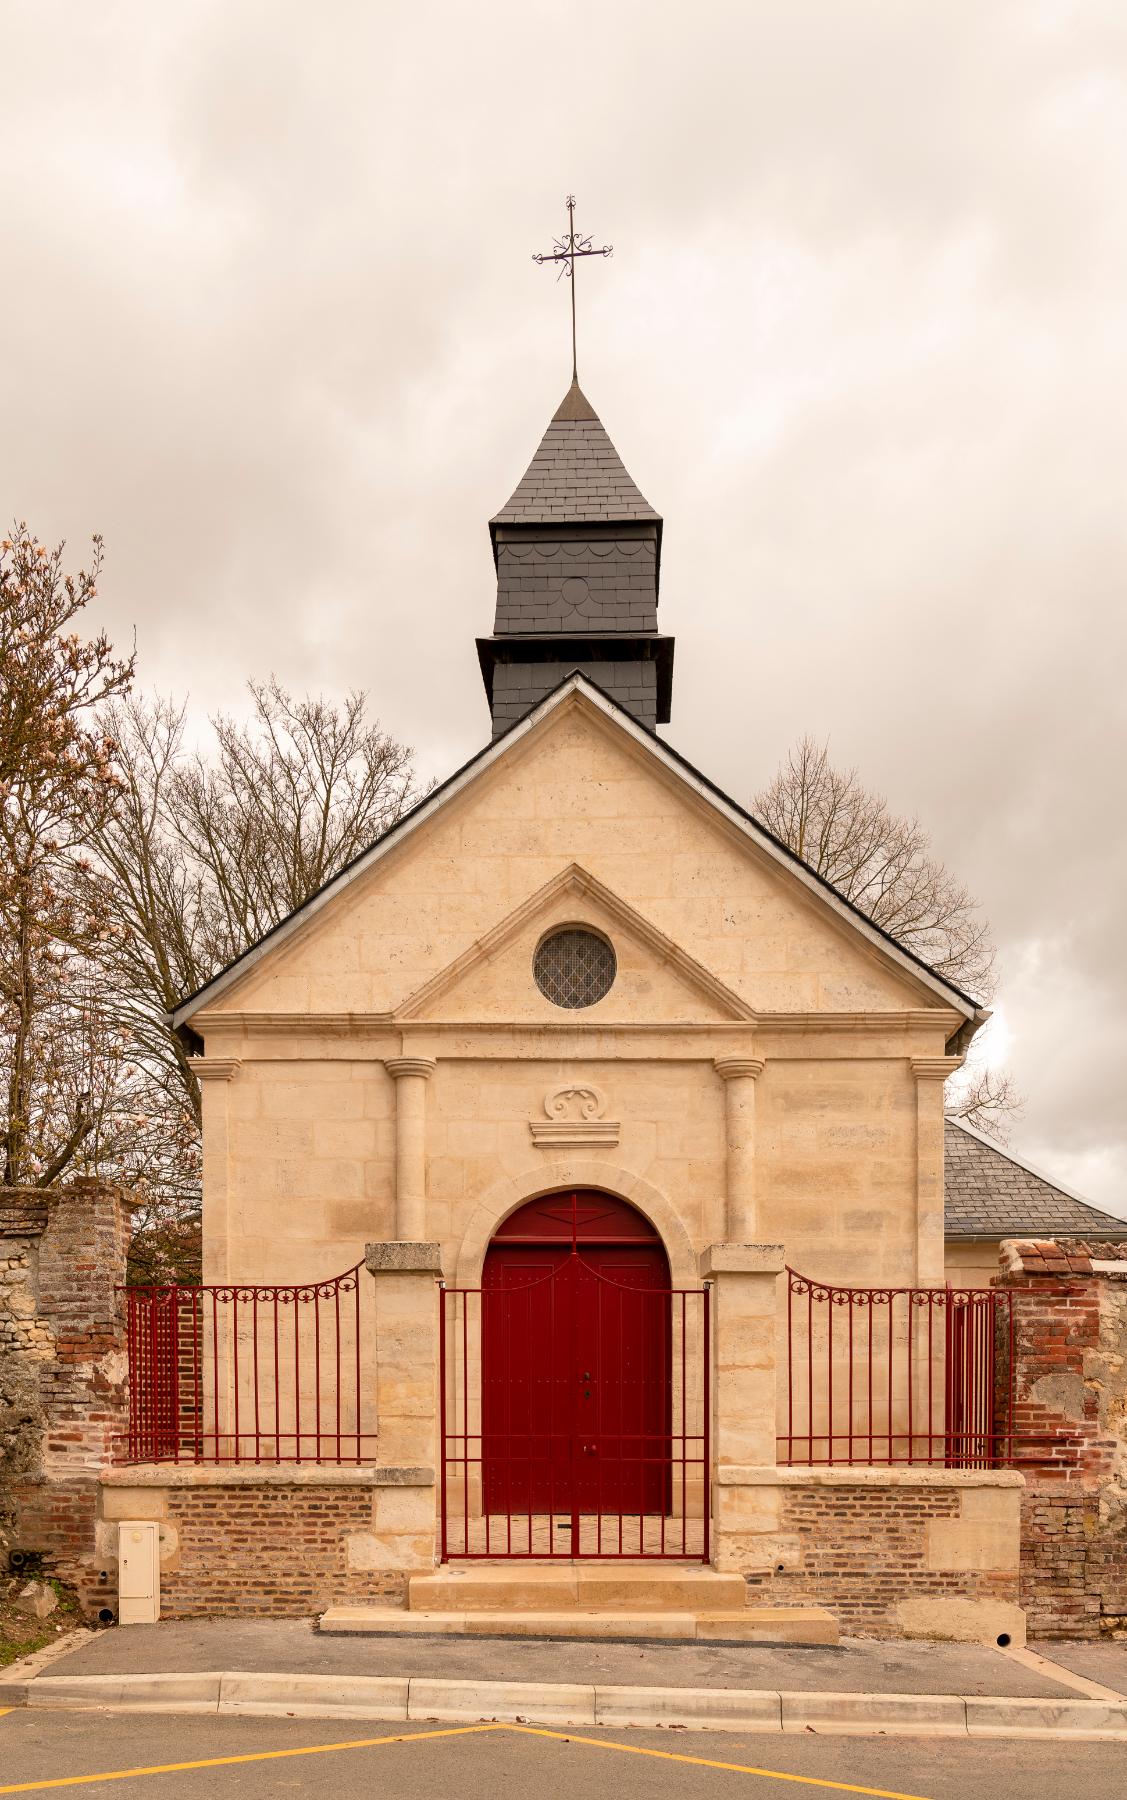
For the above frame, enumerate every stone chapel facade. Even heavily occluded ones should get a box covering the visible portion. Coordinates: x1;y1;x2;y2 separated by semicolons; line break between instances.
177;379;984;1296
156;380;1044;1640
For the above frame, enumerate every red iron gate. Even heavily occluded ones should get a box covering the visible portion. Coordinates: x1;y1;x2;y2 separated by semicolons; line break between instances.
119;1264;376;1464
439;1231;710;1561
779;1266;1032;1468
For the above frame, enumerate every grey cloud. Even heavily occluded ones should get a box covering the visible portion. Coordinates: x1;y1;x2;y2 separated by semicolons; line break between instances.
3;0;1125;1213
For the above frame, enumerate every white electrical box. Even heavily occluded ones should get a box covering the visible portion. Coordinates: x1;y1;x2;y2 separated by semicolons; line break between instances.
117;1521;160;1625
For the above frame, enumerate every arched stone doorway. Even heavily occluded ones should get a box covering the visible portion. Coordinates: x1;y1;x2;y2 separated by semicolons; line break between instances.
482;1191;672;1521
439;1188;708;1560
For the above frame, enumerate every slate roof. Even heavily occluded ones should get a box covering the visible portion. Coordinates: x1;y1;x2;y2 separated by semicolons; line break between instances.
944;1118;1127;1239
491;381;660;526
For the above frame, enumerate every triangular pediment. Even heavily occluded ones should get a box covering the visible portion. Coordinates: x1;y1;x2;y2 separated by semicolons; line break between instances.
176;677;980;1043
395;864;755;1025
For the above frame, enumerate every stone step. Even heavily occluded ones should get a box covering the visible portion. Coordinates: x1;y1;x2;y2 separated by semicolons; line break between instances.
319;1605;838;1645
408;1564;748;1614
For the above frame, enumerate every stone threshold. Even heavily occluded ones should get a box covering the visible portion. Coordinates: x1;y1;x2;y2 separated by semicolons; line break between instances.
319;1604;836;1644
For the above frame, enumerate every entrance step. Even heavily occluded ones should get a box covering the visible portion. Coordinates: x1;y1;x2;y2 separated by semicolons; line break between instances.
319;1604;837;1645
408;1564;748;1614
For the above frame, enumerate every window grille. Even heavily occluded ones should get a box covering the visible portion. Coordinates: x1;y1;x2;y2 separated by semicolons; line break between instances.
533;928;616;1009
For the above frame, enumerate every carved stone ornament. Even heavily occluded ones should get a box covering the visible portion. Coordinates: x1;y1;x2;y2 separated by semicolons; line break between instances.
530;1081;620;1148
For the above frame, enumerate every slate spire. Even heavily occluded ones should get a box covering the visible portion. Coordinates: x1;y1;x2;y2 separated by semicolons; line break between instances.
477;384;675;738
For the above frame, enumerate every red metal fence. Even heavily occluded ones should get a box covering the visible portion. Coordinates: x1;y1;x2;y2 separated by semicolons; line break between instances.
119;1265;376;1464
779;1266;1050;1468
440;1268;710;1560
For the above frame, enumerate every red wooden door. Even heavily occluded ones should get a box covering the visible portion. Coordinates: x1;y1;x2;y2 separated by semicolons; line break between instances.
481;1192;671;1517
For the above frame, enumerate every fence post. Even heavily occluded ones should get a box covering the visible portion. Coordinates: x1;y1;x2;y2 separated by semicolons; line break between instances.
700;1242;784;1572
364;1240;443;1571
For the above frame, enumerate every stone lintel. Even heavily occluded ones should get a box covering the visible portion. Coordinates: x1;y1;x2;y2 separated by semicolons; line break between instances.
100;1465;381;1488
364;1241;443;1274
699;1243;785;1277
529;1120;621;1146
372;1466;435;1487
716;1465;1026;1489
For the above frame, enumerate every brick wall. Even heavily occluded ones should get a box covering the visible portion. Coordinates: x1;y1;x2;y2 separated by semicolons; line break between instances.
741;1480;1020;1637
1;1182;132;1612
139;1481;407;1618
1001;1239;1127;1639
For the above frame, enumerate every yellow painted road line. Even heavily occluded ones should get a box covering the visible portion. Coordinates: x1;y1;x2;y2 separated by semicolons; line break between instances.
0;1722;504;1794
506;1725;935;1799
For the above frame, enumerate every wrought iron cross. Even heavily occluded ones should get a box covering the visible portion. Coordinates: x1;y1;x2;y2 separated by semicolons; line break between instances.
533;195;612;384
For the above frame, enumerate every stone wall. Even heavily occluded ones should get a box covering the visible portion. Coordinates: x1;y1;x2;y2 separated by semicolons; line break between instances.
1000;1239;1127;1639
194;693;958;1299
723;1468;1024;1642
0;1183;132;1613
99;1469;410;1618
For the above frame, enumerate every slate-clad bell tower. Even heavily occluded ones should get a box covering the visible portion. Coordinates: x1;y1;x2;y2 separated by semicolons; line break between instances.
477;379;675;738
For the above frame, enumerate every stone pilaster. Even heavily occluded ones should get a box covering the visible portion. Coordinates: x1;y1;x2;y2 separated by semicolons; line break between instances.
700;1242;784;1572
193;1058;241;1284
713;1058;765;1241
364;1241;443;1571
384;1057;436;1241
910;1057;962;1286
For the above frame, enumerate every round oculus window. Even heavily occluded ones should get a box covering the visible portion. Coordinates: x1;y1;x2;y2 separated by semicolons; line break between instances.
533;927;616;1009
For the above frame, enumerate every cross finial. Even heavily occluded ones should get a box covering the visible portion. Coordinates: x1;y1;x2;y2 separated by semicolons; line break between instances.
533;195;612;385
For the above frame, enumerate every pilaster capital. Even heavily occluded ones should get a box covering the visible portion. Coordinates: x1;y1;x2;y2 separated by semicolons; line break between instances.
384;1056;437;1082
713;1056;766;1082
191;1057;242;1083
909;1056;964;1083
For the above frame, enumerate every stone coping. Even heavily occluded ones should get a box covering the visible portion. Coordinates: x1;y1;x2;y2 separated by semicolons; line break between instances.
364;1241;443;1274
699;1244;785;1276
717;1465;1026;1488
101;1464;434;1489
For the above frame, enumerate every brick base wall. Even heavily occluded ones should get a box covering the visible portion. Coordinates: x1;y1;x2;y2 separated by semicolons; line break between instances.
100;1478;414;1619
741;1481;1019;1636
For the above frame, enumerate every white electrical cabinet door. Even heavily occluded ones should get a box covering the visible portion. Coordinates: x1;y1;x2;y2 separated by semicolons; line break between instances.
117;1521;160;1624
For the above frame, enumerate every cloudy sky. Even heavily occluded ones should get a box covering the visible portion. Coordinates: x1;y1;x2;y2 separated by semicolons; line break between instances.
5;1;1125;1214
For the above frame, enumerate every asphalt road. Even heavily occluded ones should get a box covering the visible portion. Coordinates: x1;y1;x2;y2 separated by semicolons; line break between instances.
0;1708;1123;1799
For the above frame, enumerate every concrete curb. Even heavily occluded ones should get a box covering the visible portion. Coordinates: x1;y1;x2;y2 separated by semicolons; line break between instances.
15;1671;1127;1740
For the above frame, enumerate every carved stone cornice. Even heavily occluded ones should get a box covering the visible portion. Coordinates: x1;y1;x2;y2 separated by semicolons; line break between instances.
713;1056;765;1082
384;1056;437;1082
909;1056;964;1082
530;1081;620;1148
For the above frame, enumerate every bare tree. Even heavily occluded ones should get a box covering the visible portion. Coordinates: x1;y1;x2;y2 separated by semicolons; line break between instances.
0;524;134;1185
91;682;425;1268
753;735;1020;1137
942;1058;1023;1144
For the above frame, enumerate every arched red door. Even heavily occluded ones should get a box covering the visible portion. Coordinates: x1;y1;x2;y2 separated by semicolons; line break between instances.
481;1190;671;1519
